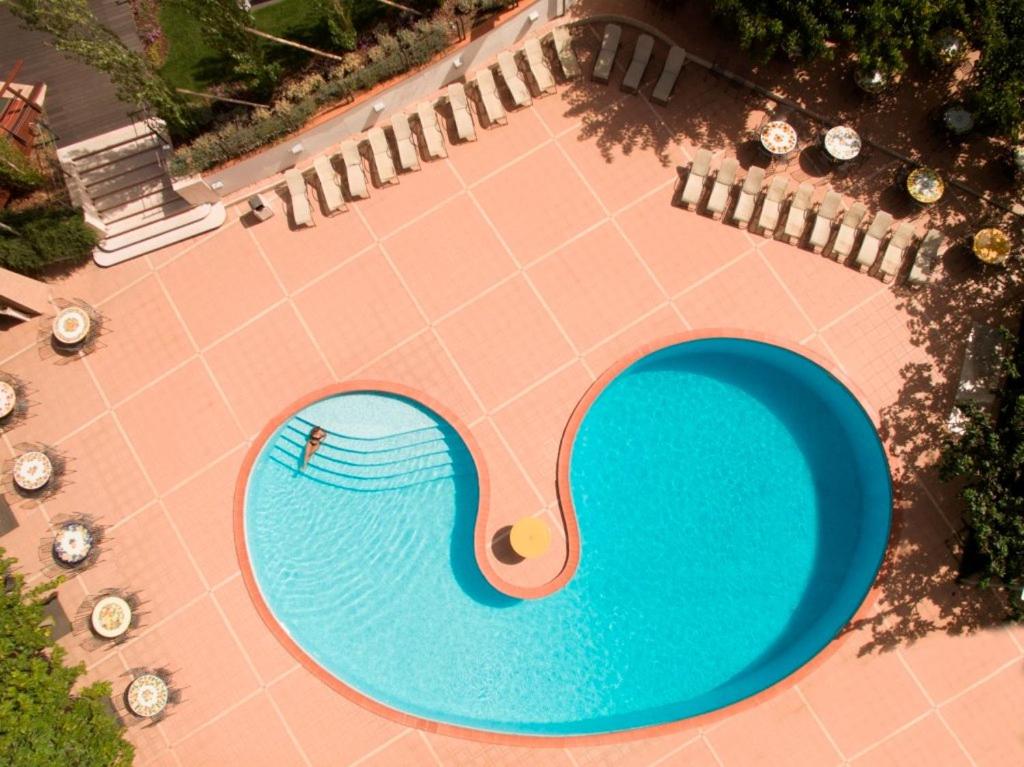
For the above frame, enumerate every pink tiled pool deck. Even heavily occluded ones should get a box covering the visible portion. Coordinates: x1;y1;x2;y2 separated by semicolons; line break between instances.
3;9;1024;765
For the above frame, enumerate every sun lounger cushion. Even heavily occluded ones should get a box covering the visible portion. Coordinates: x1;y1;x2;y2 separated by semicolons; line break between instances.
340;140;369;199
474;68;508;126
390;113;420;172
732;165;766;227
808;190;842;251
551;26;581;79
447;83;478;142
831;201;867;260
415;102;448;159
498;51;532;107
622;34;654;94
783;182;814;241
756;176;788;234
652;46;685;105
593;24;621;83
312;157;345;213
680;148;712;209
854;210;894;271
706;157;739;218
908;228;943;286
523;38;556;95
367;128;398;185
878;221;915;282
284;168;313;227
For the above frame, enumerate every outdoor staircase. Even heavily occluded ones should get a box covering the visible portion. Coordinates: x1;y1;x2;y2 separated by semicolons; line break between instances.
57;120;225;267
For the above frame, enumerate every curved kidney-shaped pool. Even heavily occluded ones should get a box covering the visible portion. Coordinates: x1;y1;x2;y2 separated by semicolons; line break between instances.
242;339;891;738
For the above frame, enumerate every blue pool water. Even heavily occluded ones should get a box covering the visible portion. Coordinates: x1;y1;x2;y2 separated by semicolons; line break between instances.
244;339;891;736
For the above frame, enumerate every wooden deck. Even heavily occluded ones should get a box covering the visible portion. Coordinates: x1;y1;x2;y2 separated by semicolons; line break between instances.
0;0;141;147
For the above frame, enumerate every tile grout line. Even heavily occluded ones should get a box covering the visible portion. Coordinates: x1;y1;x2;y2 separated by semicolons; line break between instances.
795;684;847;762
347;730;410;767
417;730;445;767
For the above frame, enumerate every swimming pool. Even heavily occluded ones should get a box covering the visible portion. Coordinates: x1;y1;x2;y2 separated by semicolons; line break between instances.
241;339;891;738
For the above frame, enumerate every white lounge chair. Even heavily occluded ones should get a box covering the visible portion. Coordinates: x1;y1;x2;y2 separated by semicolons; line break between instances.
782;182;814;243
705;157;739;219
831;202;867;261
284;168;313;228
878;221;915;283
390;113;420;172
808;190;842;253
523;38;556;95
853;211;894;272
679;148;712;209
622;34;654;94
366;128;398;185
497;51;532;107
312;156;345;214
339;140;369;200
593;24;621;84
756;176;788;235
474;68;508;127
550;26;581;79
731;165;766;229
447;83;478;143
415;102;448;159
908;228;944;287
652;46;685;105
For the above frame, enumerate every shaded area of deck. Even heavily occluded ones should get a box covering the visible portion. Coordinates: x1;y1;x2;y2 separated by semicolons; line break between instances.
0;0;140;147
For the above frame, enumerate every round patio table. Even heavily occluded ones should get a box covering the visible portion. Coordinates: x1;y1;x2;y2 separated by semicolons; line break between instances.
823;125;862;161
53;522;93;566
907;168;945;204
509;517;551;560
127;674;168;718
52;306;91;346
944;106;975;136
13;451;52;491
760;121;798;156
91;596;132;639
0;381;16;419
973;228;1011;265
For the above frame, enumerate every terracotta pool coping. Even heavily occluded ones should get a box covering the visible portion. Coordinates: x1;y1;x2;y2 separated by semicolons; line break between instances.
234;341;895;746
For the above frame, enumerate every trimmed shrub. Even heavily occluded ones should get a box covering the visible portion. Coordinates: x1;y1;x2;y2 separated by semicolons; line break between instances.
0;136;45;194
169;16;452;176
0;207;99;275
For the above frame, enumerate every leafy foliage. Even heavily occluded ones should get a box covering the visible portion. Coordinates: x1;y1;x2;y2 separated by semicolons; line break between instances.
0;136;45;194
969;0;1024;137
0;551;133;767
0;206;98;275
319;0;357;50
169;17;451;176
0;0;186;130
940;326;1024;613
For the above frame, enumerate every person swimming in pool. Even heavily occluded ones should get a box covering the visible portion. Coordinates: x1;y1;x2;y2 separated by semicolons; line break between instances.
303;425;327;468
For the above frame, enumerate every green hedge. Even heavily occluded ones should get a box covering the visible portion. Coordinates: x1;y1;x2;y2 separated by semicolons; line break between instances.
0;136;45;194
169;19;452;177
0;207;98;275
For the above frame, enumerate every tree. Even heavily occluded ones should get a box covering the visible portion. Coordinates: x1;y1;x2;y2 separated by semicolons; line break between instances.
970;0;1024;137
709;0;844;62
940;327;1024;616
167;0;281;93
0;135;45;194
320;0;357;51
0;551;133;766
0;0;186;130
0;206;98;275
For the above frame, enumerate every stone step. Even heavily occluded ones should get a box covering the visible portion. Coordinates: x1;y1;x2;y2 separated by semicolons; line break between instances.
95;203;227;267
99;186;184;225
77;145;165;188
70;131;164;175
94;176;174;215
84;157;166;200
103;196;193;236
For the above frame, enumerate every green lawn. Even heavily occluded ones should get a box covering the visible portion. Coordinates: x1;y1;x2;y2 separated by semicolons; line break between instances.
158;0;332;93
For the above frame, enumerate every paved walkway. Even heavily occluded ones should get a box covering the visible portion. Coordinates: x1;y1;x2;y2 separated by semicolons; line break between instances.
0;10;1022;767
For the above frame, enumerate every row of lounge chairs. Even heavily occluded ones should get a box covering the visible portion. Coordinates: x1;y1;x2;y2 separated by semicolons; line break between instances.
280;28;582;227
594;24;686;104
679;149;945;286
